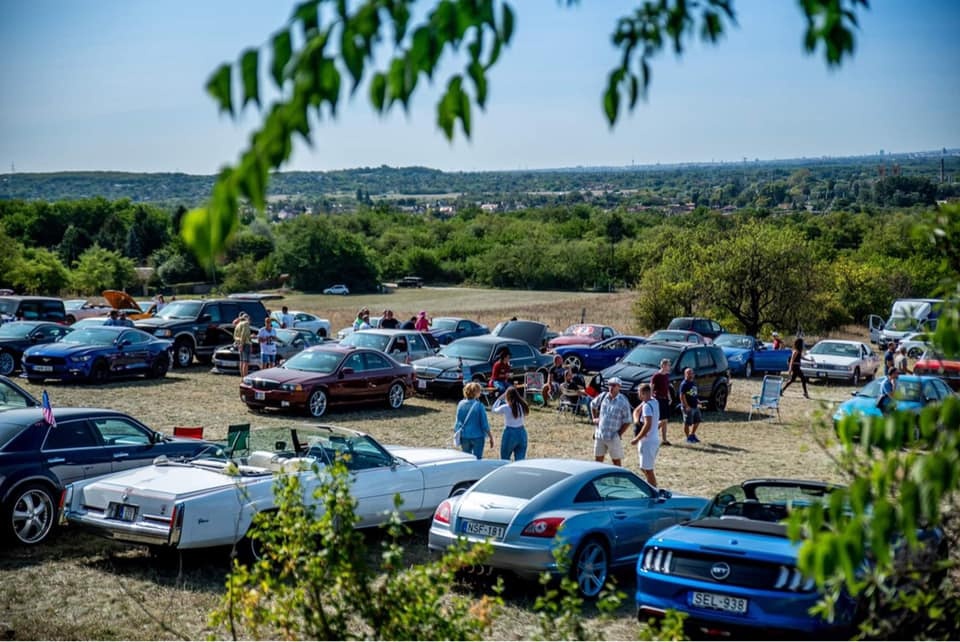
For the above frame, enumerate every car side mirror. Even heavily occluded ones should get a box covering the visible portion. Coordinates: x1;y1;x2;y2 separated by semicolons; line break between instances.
151;431;163;444
119;339;131;347
199;314;212;323
657;488;672;501
340;367;355;377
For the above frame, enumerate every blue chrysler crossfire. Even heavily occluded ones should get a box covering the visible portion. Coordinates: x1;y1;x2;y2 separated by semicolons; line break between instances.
21;326;173;384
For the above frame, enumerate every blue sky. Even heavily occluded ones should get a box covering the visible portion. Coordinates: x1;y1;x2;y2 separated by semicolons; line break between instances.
0;0;957;174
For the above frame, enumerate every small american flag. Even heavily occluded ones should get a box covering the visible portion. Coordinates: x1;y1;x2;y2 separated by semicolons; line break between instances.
41;389;56;427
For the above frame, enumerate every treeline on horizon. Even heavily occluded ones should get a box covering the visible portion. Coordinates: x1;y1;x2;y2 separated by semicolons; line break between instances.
1;189;956;337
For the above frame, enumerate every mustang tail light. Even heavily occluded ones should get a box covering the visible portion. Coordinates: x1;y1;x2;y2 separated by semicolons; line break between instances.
773;565;815;591
521;517;565;538
641;547;673;574
433;500;452;525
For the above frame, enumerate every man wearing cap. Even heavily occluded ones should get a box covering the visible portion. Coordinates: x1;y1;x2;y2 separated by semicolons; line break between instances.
771;332;784;350
233;312;252;377
590;377;633;466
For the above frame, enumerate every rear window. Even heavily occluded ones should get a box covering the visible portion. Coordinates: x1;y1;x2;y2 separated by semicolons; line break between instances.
470;466;570;499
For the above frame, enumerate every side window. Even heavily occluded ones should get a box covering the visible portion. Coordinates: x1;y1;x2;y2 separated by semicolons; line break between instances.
508;344;533;361
19;302;40;320
711;321;722;334
121;331;150;345
707;484;747;517
343;352;366;372
697;349;715;369
242;303;267;322
407;334;427;353
364;352;391;370
203;303;223;323
592;473;655;501
602;327;614;339
43;420;99;450
90;417;152;446
217;303;240;324
574;482;603;503
694;320;709;335
42;301;66;322
678;350;697;371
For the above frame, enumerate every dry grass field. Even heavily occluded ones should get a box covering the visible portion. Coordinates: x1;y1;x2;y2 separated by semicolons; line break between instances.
0;288;867;640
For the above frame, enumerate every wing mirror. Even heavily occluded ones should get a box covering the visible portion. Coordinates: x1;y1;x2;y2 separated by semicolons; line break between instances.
657;488;673;501
199;314;212;323
339;367;355;378
118;339;131;347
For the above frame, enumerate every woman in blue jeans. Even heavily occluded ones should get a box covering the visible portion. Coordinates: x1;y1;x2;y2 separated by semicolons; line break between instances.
454;382;493;458
492;386;529;461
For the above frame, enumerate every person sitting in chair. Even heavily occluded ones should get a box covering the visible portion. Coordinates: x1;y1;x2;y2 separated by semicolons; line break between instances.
559;367;590;415
542;354;566;403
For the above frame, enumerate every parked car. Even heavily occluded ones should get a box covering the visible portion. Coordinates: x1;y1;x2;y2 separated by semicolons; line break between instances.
428;317;489;345
340;328;439;363
832;374;953;426
0;375;39;411
411;335;554;396
64;298;112;324
491;319;550;352
336;315;384;341
21;326;173;384
0;321;73;376
912;351;960;390
428;459;707;597
667;317;726;340
800;340;880;385
713;333;792;378
397;276;424;288
134;298;268;368
323;284;350;295
240;345;414;417
547;324;618;349
270;310;331;338
211;327;322;374
868;298;942;347
899;332;933;359
0;295;67;324
597;342;731;410
0;407;214;545
552;335;647;373
69;317;110;329
62;424;506;559
101;290;156;320
635;478;944;637
647;329;710;345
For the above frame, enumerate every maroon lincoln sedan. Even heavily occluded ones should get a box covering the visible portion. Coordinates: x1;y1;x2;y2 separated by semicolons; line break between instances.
239;345;415;418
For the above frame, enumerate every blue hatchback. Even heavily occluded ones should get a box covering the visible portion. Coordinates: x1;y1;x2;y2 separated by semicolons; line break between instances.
21;326;173;384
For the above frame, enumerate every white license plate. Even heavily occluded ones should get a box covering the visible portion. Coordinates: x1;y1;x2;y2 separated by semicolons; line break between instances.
34;365;54;372
417;379;427;390
461;519;505;539
817;371;827;378
691;591;748;614
255;391;265;400
108;502;138;522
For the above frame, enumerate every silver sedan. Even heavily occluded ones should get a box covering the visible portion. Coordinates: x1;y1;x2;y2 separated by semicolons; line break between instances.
428;459;707;597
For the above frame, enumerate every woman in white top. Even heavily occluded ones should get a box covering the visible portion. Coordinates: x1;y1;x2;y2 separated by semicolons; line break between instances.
491;386;529;461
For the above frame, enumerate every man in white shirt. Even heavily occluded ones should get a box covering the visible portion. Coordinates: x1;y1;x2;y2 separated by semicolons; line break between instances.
258;317;279;369
630;383;661;487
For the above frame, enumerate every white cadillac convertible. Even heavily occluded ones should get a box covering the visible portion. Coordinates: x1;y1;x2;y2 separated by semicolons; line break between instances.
61;425;505;558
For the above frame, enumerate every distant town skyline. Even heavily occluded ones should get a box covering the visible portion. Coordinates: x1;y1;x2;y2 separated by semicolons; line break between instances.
1;0;958;175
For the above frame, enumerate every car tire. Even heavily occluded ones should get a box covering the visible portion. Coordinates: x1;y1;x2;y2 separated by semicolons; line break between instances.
572;537;609;599
89;360;110;384
743;361;753;379
307;389;328;418
851;368;861;386
708;382;728;411
387;382;405;410
562;355;583;372
149;355;169;379
3;482;56;546
173;339;194;368
0;350;16;376
449;482;473;497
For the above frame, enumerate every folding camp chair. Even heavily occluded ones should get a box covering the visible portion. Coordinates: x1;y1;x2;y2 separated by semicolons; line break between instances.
523;371;546;407
749;376;783;422
226;423;251;456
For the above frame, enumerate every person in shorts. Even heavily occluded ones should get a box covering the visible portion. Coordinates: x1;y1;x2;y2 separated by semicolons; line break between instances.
630;383;661;487
233;312;252;377
650;358;672;445
257;316;279;369
678;367;702;444
590;377;632;466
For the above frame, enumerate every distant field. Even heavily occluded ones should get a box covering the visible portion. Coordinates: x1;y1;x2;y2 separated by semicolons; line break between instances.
0;286;876;640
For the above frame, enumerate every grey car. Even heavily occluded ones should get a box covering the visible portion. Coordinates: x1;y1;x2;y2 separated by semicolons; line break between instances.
428;459;707;597
340;328;438;363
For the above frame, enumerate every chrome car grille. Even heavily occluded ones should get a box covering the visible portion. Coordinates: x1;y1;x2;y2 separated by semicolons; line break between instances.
413;367;440;380
247;378;281;390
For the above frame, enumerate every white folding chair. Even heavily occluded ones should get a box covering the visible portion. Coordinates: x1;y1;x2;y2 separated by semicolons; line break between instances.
749;376;783;422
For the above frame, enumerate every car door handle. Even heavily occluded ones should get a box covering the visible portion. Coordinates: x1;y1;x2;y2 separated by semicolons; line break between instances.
113;452;129;459
46;457;65;464
613;511;629;520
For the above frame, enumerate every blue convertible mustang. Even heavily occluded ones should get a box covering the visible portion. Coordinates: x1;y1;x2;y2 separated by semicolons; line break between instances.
21;326;172;384
713;334;791;378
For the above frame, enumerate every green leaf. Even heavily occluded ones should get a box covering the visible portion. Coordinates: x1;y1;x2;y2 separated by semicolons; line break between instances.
370;71;387;111
240;48;260;109
294;0;320;36
501;3;514;43
271;30;293;87
206;63;234;117
467;61;487;108
603;73;620;125
341;30;364;91
180;203;238;269
459;86;471;137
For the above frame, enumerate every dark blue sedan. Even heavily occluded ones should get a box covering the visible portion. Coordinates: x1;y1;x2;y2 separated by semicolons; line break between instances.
428;317;489;344
21;326;172;384
713;333;791;378
552;335;647;373
0;321;73;376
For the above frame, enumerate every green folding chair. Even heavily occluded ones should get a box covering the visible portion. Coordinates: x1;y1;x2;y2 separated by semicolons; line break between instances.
226;423;251;457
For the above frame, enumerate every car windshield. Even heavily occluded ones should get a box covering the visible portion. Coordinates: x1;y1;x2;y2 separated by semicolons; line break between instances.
810;342;860;358
563;324;595;337
885;316;919;332
470;465;571;499
304;432;394;468
650;330;690;342
341;333;389;351
714;334;753;349
58;328;118;345
274;329;297;344
751;483;835;506
622;344;678;368
0;299;19;315
282;349;344;373
431;318;458;331
438;341;494;361
155;301;203;319
64;300;86;310
0;323;33;339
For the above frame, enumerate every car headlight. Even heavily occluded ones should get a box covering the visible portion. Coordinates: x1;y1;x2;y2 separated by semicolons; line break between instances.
154;329;172;337
242;377;254;386
279;383;302;392
728;353;744;362
69;354;92;363
438;370;462;380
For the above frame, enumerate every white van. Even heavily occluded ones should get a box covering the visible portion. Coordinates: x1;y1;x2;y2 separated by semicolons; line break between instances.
868;298;943;346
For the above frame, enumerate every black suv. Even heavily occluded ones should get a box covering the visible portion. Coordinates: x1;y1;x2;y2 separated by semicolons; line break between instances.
667;317;726;340
134;298;268;367
0;296;67;324
597;342;731;411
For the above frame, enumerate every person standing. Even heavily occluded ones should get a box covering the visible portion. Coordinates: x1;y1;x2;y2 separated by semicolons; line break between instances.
590;377;633;466
233;312;252;378
771;331;784;350
154;293;166;313
894;345;910;374
630;383;661;487
492;386;528;461
380;309;400;329
883;341;897;376
781;337;810;399
400;316;417;330
877;367;899;412
353;307;369;331
454;382;493;459
490;349;511;395
650;358;672;445
415;310;430;332
104;310;121;326
117;311;134;327
678;368;702;443
279;306;294;329
257;316;279;369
